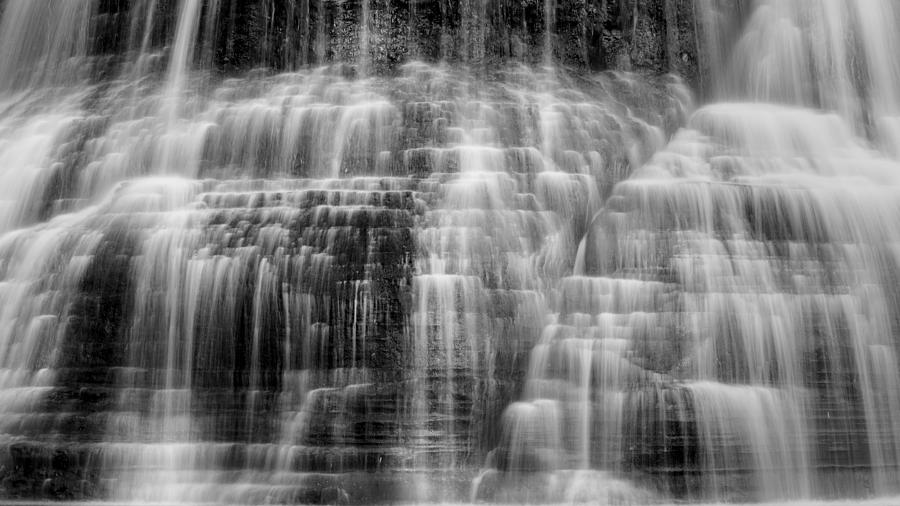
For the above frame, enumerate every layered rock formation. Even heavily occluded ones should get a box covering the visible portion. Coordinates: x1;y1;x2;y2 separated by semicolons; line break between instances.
4;0;900;504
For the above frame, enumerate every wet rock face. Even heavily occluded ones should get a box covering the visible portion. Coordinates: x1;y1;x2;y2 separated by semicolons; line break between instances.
0;8;697;501
9;0;900;504
0;54;685;501
86;0;700;80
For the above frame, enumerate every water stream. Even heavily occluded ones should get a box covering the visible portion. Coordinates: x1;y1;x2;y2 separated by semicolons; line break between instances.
0;0;899;504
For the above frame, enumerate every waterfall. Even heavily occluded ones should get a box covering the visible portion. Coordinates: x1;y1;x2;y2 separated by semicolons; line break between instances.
359;0;372;76
0;0;95;92
544;0;557;67
0;0;900;504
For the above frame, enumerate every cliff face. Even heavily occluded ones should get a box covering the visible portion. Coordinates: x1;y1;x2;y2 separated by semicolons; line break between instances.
0;2;697;501
87;0;701;81
5;1;900;505
0;66;686;503
0;1;711;503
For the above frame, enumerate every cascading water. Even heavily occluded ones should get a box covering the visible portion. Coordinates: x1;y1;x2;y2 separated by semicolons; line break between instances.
1;0;900;505
485;0;900;502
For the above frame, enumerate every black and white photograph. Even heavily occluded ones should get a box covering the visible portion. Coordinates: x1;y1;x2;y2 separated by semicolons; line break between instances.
0;1;898;505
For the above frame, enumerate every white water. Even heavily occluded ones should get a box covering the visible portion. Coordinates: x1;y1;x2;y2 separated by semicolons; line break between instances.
490;0;900;502
0;0;898;504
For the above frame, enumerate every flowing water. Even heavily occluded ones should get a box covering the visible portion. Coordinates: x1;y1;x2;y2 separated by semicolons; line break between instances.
0;0;899;504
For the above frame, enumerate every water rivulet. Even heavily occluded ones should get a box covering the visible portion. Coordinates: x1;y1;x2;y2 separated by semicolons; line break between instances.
0;0;899;504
